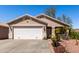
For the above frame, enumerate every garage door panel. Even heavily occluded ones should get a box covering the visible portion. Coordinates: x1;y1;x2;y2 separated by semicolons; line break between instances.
14;27;43;39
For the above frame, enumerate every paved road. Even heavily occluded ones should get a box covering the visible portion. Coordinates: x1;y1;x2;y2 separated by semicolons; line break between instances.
0;40;51;53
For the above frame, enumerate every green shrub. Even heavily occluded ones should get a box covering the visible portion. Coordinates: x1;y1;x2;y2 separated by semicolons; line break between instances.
51;36;60;47
69;30;79;39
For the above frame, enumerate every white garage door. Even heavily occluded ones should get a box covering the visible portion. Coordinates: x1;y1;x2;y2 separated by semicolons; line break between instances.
14;27;43;40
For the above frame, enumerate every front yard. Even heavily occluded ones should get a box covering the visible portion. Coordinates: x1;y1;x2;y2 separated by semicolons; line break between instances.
50;28;79;53
49;39;79;53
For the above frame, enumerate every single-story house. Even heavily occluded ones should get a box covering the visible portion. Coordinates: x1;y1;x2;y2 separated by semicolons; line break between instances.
0;23;9;39
7;14;70;40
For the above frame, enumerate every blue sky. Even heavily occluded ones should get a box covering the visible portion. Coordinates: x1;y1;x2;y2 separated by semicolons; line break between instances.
0;5;78;29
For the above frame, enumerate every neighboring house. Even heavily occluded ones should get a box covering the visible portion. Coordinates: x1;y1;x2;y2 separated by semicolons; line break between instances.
0;23;9;39
7;14;70;40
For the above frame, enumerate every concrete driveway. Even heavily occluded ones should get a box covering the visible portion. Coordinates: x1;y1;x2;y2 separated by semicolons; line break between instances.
0;40;52;53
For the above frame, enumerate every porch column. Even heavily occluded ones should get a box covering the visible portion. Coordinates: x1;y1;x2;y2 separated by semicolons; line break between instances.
43;26;47;39
9;25;13;39
52;27;55;38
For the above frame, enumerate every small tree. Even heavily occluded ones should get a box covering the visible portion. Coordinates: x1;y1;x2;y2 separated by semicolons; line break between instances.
66;17;72;27
58;14;72;27
62;14;72;27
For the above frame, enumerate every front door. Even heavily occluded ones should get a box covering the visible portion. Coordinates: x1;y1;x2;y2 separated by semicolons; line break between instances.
47;27;52;39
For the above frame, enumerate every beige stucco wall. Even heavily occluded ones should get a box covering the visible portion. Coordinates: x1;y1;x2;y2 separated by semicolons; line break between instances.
11;19;45;26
